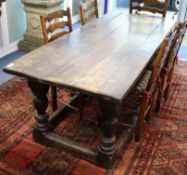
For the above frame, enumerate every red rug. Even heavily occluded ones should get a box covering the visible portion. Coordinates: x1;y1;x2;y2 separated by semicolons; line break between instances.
0;61;187;175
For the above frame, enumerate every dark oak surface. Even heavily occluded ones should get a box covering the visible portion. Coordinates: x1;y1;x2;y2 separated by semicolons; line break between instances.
4;11;177;103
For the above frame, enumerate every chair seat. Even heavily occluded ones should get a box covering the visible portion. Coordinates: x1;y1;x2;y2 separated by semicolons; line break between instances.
135;70;152;95
126;69;152;105
123;69;152;117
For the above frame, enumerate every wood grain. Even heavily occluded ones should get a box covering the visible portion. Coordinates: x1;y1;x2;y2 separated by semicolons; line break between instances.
4;11;177;103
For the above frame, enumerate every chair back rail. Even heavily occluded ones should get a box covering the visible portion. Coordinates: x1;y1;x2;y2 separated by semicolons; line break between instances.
79;0;99;25
165;24;181;68
175;20;187;55
164;21;187;69
130;0;168;17
142;26;177;104
40;8;72;44
131;37;173;141
151;23;179;83
147;38;169;93
154;22;186;113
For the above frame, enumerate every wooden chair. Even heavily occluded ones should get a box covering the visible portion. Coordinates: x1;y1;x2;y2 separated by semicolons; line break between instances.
175;20;187;64
155;21;187;112
121;35;173;142
40;8;72;44
79;0;99;25
40;8;82;114
129;0;169;17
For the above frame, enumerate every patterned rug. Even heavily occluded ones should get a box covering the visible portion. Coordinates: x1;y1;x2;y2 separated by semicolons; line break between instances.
0;61;187;175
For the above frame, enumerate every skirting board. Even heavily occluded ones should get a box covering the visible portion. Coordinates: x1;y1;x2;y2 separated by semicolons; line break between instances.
0;39;22;59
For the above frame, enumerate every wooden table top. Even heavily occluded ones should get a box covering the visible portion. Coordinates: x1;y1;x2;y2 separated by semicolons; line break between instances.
4;11;177;103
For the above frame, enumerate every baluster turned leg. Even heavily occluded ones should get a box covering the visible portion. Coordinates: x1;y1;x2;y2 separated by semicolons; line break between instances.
28;80;50;141
97;99;118;169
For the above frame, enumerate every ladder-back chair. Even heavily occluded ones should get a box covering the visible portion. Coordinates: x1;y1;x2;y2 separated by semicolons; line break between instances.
40;8;72;44
155;21;187;112
122;36;173;142
129;0;169;17
175;20;187;63
79;0;99;25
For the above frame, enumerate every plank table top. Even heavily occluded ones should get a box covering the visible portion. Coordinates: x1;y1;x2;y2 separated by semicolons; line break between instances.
4;11;177;103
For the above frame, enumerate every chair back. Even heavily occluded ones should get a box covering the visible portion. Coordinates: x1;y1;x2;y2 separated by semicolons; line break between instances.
174;20;187;56
163;24;182;70
163;21;187;71
79;0;99;25
147;33;176;92
156;23;186;111
129;0;168;17
40;8;73;44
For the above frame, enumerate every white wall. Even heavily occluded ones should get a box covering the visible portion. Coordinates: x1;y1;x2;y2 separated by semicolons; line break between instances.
0;0;26;58
6;0;26;43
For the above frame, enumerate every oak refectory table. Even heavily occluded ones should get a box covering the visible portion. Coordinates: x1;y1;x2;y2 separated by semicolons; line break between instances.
3;11;177;169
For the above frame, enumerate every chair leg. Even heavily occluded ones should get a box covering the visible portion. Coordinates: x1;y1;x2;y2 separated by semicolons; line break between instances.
51;86;57;111
164;84;170;100
135;113;144;142
93;99;102;126
175;56;179;64
155;88;162;113
78;95;101;126
78;94;84;121
135;100;146;142
145;88;157;123
164;69;174;100
145;111;151;124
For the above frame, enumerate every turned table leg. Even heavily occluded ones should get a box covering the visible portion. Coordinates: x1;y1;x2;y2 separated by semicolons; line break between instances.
28;80;50;141
97;99;118;169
